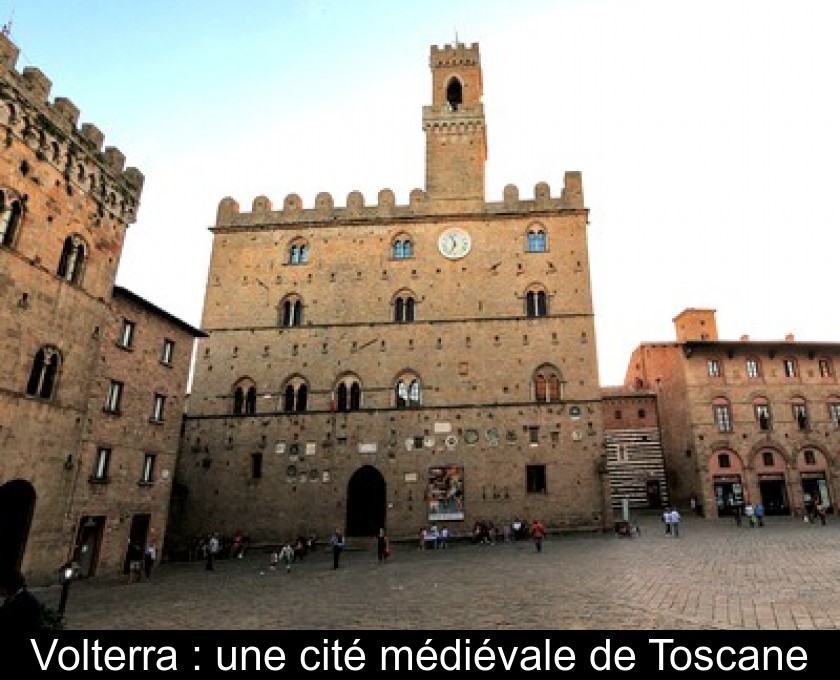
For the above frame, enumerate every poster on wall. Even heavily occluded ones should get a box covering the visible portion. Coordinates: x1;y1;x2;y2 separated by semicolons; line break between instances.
427;465;465;521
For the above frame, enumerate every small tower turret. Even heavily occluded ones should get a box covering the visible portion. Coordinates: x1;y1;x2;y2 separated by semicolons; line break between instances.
422;41;487;207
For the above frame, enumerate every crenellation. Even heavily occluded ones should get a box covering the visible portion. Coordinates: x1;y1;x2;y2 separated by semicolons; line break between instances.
103;146;125;173
217;197;240;224
315;191;333;214
0;31;19;70
560;171;584;209
430;41;480;68
377;188;395;213
284;193;302;212
534;181;551;205
21;67;51;103
213;180;589;229
346;190;364;215
252;195;272;213
51;97;79;129
503;184;519;207
0;33;143;222
80;122;104;150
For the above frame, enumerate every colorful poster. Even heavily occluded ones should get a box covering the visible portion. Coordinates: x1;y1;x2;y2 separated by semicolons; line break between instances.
427;465;465;521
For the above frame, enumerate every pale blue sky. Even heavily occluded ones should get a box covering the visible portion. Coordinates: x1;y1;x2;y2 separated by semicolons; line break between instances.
4;1;840;385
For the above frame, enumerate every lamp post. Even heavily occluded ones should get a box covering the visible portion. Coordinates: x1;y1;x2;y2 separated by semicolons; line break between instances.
57;562;77;620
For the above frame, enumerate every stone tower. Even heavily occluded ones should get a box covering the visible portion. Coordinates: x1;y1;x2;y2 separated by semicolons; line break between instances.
423;42;487;207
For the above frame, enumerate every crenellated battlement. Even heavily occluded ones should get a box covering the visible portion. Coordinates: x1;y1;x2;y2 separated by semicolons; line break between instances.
430;41;480;68
0;32;144;223
214;172;584;228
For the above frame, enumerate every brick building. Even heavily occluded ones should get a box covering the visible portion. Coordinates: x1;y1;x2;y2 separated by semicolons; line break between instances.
602;387;668;511
624;308;840;519
172;41;610;548
0;32;201;584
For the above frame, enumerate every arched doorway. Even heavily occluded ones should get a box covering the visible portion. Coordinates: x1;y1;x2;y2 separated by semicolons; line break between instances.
0;479;36;574
345;465;385;537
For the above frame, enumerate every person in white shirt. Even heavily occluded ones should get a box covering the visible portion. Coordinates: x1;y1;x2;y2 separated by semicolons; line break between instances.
670;508;682;538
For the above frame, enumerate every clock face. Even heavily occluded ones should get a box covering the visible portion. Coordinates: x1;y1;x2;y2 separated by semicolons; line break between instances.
438;228;472;260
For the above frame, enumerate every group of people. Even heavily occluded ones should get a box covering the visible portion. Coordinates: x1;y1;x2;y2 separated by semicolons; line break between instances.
269;535;315;572
736;502;765;527
420;525;450;549
126;536;157;582
661;507;682;537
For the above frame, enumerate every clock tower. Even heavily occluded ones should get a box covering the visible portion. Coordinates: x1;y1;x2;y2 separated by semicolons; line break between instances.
423;41;487;207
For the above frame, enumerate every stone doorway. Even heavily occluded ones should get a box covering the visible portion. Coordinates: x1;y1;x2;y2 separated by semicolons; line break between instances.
345;465;385;537
0;479;35;574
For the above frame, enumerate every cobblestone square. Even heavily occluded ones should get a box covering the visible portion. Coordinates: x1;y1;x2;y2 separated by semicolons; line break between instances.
37;515;840;630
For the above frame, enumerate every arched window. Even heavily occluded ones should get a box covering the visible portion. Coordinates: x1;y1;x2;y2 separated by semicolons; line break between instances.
57;235;86;284
245;386;257;414
393;293;416;323
289;242;309;265
533;365;564;402
334;376;362;412
0;188;24;248
282;378;309;413
392;237;413;260
527;226;547;252
395;374;422;408
280;297;303;327
526;289;548;318
446;77;463;111
232;379;256;415
26;346;60;399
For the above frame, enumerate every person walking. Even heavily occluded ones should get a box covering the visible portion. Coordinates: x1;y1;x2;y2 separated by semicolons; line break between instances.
744;502;755;527
279;542;295;572
662;508;672;535
143;537;157;580
530;518;546;553
330;528;345;569
754;502;765;527
126;539;144;583
206;532;219;571
670;507;682;538
376;528;389;563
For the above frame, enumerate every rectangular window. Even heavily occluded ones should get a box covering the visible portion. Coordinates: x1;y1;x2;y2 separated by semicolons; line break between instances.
616;444;630;462
104;380;123;414
819;359;832;378
707;359;721;377
526;464;547;493
793;404;808;430
804;450;816;465
762;450;774;467
118;319;135;349
151;394;165;422
830;403;840;427
251;453;263;479
614;410;622;420
161;339;175;365
783;359;797;378
141;453;156;484
755;404;771;431
637;409;646;419
714;405;732;432
528;426;539;445
413;436;424;450
745;359;760;379
718;453;731;468
92;447;110;481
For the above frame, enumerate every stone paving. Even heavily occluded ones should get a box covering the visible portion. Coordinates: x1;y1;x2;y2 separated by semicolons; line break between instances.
35;514;840;630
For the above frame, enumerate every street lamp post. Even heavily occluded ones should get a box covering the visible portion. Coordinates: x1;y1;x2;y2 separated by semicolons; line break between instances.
57;562;77;620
